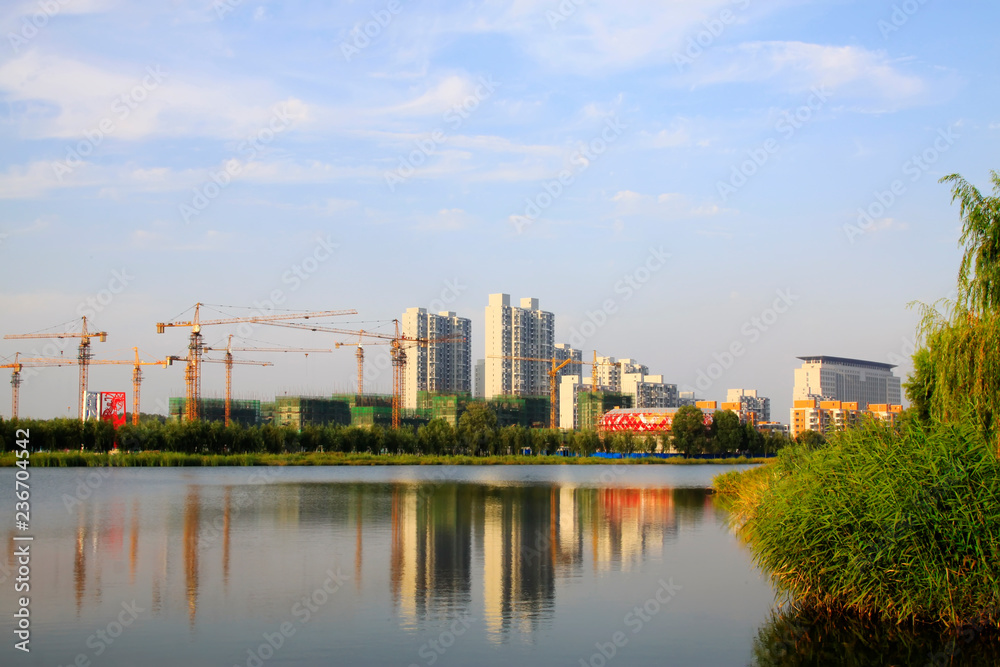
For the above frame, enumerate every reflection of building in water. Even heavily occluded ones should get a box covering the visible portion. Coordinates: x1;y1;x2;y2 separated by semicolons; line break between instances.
183;488;200;628
75;507;87;615
130;500;140;585
480;487;557;642
592;489;679;572
390;485;472;626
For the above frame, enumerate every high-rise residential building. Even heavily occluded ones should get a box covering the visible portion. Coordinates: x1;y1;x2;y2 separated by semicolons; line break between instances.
591;356;677;410
793;356;901;410
474;359;485;399
484;294;554;399
724;388;771;423
618;359;678;409
402;307;471;410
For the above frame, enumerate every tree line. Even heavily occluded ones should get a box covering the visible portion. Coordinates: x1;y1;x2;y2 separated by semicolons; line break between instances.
0;403;790;457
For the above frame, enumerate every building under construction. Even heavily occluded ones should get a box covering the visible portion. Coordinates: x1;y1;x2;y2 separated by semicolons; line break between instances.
417;391;472;426
274;396;351;430
578;392;633;432
488;395;550;428
168;397;261;426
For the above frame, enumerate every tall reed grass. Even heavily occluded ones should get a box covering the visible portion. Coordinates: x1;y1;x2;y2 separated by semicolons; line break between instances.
716;418;1000;628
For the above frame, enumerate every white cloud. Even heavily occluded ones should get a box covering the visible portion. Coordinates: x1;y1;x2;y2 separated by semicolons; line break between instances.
415;208;474;232
611;190;725;221
0;51;311;141
686;41;934;111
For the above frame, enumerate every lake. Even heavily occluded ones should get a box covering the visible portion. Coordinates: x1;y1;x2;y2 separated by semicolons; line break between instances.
2;465;996;666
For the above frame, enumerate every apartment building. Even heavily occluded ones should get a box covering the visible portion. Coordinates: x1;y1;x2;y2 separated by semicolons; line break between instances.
484;294;554;399
401;307;472;410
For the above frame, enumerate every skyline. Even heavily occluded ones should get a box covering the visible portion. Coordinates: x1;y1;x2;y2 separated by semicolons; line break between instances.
2;0;997;421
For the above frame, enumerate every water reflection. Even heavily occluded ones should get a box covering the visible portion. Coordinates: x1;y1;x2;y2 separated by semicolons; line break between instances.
31;468;996;665
751;606;1000;666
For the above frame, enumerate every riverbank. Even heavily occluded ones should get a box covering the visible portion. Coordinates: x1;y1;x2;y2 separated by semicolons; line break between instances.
2;451;770;467
713;419;1000;629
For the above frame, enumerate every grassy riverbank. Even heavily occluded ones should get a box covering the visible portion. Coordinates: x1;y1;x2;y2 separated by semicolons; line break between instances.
2;451;769;467
714;419;1000;628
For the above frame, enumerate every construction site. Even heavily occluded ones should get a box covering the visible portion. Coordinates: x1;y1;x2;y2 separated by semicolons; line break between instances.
1;304;640;433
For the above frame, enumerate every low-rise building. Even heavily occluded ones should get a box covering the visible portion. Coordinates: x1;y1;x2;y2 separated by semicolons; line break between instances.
790;398;903;439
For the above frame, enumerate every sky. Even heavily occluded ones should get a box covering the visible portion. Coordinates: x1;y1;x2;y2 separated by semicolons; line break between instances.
1;0;997;422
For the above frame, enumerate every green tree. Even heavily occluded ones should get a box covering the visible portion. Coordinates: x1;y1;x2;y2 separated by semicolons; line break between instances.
941;171;1000;314
418;419;455;455
671;406;707;458
907;171;1000;451
795;430;826;449
712;411;743;454
458;403;498;455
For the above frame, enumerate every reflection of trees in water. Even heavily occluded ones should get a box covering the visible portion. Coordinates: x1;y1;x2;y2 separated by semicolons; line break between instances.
751;605;1000;667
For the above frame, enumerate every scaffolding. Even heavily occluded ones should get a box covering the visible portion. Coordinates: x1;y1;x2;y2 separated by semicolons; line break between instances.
417;391;473;426
486;395;550;428
274;396;351;430
169;397;261;426
578;392;633;432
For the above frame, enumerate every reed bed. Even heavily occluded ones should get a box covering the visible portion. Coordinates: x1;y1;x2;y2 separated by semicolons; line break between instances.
716;418;1000;628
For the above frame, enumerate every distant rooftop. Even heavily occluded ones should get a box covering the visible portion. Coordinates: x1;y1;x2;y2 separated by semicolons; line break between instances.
797;356;896;371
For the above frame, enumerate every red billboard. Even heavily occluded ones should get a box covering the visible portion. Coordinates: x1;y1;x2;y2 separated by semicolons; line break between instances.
99;392;127;429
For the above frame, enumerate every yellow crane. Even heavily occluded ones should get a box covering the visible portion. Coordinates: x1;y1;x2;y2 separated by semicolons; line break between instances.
489;354;586;429
4;317;108;421
203;335;333;426
1;353;77;419
13;349;170;424
264;320;463;428
167;354;272;426
155;303;356;421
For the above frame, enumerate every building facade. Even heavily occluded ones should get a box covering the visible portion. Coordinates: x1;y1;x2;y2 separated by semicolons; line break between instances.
474;359;485;399
484;294;554;399
402;307;472;410
793;356;901;410
723;388;771;424
789;398;903;439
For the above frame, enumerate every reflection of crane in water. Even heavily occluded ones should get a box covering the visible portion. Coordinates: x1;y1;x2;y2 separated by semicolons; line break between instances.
184;489;200;629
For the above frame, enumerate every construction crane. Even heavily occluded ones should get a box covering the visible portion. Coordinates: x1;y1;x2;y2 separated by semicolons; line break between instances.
591;351;618;394
155;303;356;422
331;331;384;396
1;353;77;419
88;349;170;425
488;354;587;429
264;320;463;428
167;354;272;426
203;335;332;426
13;349;170;424
4;317;108;421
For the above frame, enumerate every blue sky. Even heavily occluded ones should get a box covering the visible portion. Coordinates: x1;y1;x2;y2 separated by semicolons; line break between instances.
1;0;997;421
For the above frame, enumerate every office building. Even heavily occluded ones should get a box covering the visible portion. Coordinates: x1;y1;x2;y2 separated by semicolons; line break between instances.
793;356;901;410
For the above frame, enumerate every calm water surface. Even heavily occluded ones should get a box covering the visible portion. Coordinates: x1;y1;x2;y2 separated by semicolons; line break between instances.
2;465;996;666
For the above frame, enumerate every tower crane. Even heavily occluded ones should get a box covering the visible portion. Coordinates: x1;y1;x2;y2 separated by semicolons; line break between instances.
167;354;272;426
4;317;108;421
1;353;77;419
13;349;170;424
203;335;332;426
155;303;356;421
263;320;463;428
488;354;586;429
